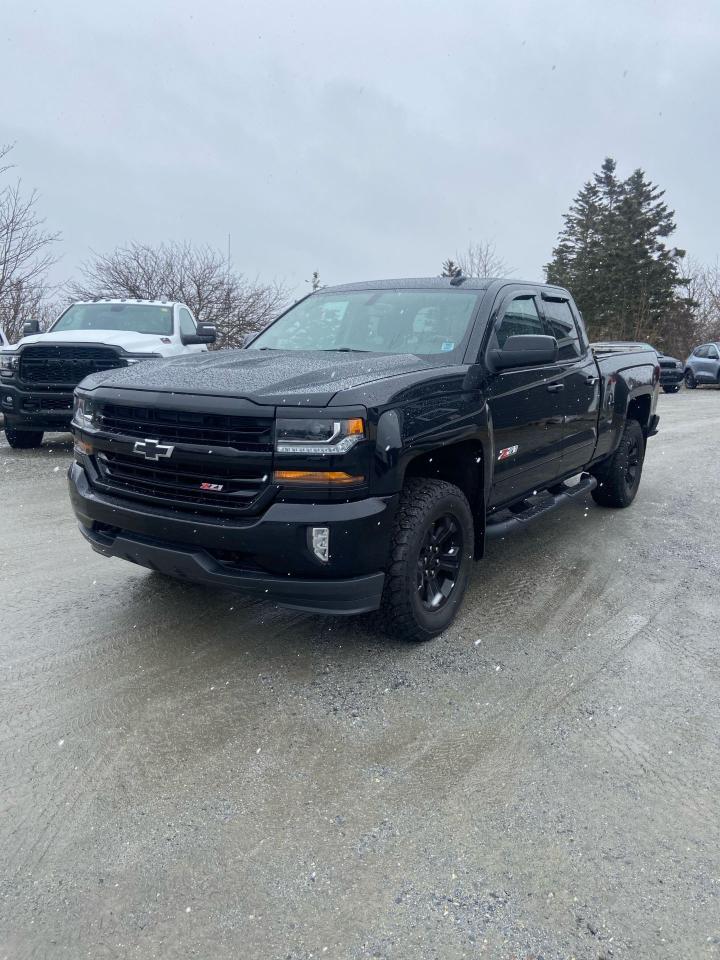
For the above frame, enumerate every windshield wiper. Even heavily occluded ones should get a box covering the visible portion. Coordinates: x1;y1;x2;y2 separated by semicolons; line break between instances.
319;347;371;353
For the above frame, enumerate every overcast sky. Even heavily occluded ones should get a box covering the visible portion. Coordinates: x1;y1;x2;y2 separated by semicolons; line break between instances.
2;0;718;295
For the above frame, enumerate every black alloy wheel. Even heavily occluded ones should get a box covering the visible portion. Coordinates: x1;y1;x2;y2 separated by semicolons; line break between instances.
416;514;464;611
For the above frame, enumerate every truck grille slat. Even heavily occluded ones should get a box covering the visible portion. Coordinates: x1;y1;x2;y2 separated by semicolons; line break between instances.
96;403;273;450
94;451;267;512
96;451;264;488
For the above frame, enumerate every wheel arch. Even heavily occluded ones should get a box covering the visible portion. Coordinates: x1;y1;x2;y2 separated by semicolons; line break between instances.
401;437;488;559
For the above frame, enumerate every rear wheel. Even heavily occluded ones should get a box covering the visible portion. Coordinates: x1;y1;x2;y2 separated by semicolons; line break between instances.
4;426;44;449
378;478;473;642
591;419;645;508
685;370;697;389
662;385;680;394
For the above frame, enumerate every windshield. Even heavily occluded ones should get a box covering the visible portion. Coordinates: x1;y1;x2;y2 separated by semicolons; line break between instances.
51;303;174;336
248;289;480;357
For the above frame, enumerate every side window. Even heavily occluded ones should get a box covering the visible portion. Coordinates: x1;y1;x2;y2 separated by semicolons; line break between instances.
179;308;196;338
695;345;708;358
543;298;582;360
494;296;544;348
709;345;720;360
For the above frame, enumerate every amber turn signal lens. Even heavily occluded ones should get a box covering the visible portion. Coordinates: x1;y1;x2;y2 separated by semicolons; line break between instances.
346;418;364;435
73;438;94;456
274;470;364;485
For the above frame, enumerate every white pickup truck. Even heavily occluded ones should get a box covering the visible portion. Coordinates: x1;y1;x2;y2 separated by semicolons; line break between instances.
0;299;216;448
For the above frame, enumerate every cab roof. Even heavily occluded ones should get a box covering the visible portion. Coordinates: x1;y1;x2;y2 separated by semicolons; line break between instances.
73;298;181;307
321;277;495;293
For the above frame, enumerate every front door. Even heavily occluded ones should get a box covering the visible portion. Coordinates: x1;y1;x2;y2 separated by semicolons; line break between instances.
485;290;565;507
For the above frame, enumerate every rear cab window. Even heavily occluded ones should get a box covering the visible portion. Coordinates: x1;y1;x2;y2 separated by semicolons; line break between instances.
542;296;584;360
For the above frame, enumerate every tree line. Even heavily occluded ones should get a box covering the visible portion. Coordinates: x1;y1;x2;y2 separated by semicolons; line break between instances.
443;159;719;357
2;142;719;354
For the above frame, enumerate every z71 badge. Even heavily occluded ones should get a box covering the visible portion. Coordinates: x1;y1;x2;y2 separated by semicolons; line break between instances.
497;445;519;461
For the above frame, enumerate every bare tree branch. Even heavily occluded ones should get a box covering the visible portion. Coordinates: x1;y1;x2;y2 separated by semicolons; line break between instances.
0;144;60;341
685;256;720;343
66;241;289;348
456;240;513;278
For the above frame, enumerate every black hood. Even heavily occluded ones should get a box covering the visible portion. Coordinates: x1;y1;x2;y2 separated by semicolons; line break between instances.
79;348;437;406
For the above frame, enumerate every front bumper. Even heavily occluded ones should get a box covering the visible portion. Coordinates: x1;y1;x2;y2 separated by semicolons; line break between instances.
1;382;73;430
68;462;396;615
659;368;683;386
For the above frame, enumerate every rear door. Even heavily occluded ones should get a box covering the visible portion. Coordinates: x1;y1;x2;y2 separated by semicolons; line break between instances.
540;293;599;471
485;288;565;507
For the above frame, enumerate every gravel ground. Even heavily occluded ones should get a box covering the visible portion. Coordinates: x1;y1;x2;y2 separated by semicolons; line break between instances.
1;390;719;960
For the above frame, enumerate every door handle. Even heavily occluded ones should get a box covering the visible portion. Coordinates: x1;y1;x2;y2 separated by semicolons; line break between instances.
585;375;599;385
546;383;565;392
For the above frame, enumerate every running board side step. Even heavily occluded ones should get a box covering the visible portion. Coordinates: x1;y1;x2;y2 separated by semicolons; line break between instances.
485;474;597;540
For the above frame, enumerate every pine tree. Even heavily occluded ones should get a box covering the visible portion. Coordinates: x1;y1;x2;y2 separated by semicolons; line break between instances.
441;259;462;278
546;178;604;325
546;158;686;343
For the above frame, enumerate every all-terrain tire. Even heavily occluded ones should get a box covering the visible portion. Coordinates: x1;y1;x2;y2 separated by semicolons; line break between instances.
377;478;474;643
590;419;645;509
662;385;680;394
4;426;44;449
685;370;697;389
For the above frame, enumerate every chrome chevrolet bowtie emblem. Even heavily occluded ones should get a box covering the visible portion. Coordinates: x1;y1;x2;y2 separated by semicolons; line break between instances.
133;438;175;461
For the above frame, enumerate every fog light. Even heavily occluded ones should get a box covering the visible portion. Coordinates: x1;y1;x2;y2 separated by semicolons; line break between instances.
74;438;94;458
310;526;330;563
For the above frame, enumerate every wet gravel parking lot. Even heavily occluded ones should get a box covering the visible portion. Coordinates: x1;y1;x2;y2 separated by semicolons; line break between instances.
1;390;719;960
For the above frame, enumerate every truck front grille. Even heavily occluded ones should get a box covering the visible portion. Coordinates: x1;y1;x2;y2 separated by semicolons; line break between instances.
94;450;270;514
19;345;125;385
95;402;273;451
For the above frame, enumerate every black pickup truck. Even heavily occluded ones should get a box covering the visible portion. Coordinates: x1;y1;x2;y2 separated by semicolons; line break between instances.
68;278;659;642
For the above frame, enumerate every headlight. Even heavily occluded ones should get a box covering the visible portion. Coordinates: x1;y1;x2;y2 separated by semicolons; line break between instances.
72;395;95;429
275;417;365;455
0;352;19;377
676;360;683;368
124;353;162;365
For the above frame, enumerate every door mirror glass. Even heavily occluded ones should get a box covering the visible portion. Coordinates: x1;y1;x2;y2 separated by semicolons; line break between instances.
490;334;558;370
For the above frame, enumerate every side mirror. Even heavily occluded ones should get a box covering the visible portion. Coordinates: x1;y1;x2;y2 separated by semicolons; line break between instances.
23;319;40;337
181;323;217;345
490;334;558;370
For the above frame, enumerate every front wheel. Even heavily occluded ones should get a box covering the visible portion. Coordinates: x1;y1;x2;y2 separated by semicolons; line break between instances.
591;419;645;508
662;385;680;394
378;478;474;642
4;426;44;449
685;370;697;389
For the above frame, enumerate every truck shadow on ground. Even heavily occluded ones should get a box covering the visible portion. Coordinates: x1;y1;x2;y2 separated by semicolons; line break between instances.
112;488;611;678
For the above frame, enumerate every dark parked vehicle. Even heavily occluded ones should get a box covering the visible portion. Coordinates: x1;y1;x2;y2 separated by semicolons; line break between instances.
656;351;684;392
68;278;660;642
684;342;720;389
